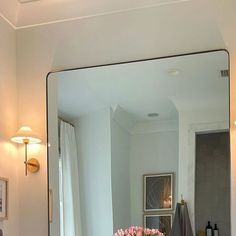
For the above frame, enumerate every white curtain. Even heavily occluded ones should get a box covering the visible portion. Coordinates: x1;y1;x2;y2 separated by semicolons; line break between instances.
60;121;82;236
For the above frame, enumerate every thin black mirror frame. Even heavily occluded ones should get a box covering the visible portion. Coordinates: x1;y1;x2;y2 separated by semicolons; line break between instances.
45;49;231;236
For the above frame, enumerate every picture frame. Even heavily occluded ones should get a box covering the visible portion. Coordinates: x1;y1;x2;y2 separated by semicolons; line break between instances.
143;213;172;236
143;173;173;212
0;177;8;220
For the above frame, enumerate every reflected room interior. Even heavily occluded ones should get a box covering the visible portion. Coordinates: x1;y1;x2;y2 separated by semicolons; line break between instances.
47;50;230;236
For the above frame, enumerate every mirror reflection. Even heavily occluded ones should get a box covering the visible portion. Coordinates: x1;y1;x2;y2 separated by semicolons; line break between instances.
47;50;230;236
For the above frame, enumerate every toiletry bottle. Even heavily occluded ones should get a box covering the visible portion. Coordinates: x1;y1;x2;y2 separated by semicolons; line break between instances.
213;224;219;236
205;221;213;236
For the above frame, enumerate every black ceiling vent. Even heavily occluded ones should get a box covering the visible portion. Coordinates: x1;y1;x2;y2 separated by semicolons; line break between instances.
220;70;229;78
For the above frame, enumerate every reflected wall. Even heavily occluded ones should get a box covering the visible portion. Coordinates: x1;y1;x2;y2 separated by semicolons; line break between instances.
47;50;230;236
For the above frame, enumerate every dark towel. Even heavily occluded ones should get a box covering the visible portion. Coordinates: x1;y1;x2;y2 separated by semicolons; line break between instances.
170;203;193;236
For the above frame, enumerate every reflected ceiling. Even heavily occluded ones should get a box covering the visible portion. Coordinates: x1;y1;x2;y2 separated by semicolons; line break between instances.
57;51;228;123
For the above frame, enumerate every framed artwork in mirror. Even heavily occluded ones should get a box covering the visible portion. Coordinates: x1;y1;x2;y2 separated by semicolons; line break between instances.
0;178;8;220
144;173;173;211
144;213;172;236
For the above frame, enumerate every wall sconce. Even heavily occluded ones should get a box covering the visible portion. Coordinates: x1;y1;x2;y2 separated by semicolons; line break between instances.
11;126;41;176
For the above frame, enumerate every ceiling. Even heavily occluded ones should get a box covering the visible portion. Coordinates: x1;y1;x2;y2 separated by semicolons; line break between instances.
0;0;193;28
55;50;229;123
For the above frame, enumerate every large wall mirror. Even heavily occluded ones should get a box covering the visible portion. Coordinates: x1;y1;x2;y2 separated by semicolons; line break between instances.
47;50;230;236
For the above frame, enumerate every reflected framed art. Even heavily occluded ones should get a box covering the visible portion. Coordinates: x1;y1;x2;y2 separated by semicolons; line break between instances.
144;213;172;235
144;173;173;211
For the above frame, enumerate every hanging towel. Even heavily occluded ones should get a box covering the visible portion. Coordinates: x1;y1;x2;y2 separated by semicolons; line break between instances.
169;203;194;236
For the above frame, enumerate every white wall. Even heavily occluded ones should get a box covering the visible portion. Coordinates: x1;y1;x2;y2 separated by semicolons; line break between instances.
0;17;19;236
75;108;113;236
73;104;178;232
111;108;131;231
214;2;236;233
15;7;224;233
110;106;179;229
130;129;179;226
13;1;236;235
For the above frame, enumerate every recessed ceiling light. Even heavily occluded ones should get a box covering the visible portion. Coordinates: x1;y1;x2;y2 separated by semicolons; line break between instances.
168;69;181;76
147;113;159;118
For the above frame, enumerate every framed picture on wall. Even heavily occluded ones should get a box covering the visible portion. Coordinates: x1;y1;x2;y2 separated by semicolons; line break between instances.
144;213;172;236
0;178;8;220
143;173;173;211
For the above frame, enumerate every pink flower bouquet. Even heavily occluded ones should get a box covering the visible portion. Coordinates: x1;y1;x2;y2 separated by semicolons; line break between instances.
113;226;164;236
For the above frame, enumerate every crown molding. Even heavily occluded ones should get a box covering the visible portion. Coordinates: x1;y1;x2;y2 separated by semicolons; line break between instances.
0;0;190;30
0;13;16;29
